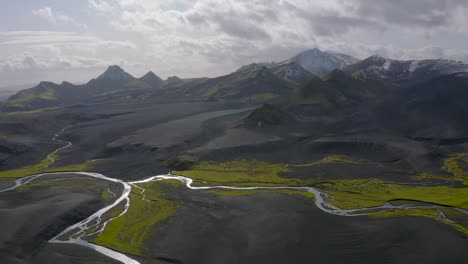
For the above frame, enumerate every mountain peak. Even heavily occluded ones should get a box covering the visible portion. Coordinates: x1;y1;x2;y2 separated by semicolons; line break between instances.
97;65;134;82
292;48;359;76
140;71;163;87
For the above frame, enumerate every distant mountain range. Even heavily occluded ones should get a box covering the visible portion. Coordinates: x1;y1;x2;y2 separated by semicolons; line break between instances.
2;48;468;112
344;55;468;86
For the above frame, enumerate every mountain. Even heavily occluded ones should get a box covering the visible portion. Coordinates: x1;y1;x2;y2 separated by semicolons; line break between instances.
97;65;135;82
123;71;164;89
286;69;393;108
3;82;62;111
370;72;468;138
269;61;316;86
166;76;185;87
2;66;160;111
237;48;360;77
176;64;297;102
139;71;164;88
290;48;360;76
344;55;468;86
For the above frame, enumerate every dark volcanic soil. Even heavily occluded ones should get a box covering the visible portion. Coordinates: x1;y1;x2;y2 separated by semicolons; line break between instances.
145;185;468;264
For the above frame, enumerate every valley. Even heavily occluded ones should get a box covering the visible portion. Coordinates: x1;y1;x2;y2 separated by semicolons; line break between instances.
0;48;467;264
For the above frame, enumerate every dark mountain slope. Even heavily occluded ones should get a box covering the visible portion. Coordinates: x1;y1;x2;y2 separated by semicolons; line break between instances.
270;61;315;86
371;72;468;138
286;69;394;108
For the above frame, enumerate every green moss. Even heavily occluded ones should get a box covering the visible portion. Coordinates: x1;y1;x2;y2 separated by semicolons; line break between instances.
7;85;57;108
210;189;315;200
321;178;468;210
371;207;468;235
94;181;180;256
371;208;439;219
175;160;308;187
0;158;97;179
413;153;468;185
290;155;369;168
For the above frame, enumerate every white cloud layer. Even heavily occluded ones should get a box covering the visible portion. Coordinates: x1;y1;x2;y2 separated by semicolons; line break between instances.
32;7;88;30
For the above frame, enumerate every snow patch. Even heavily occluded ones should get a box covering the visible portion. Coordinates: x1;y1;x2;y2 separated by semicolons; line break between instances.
409;61;419;73
382;60;392;71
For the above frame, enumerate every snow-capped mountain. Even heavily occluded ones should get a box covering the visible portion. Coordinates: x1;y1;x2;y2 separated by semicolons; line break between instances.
97;65;135;82
344;55;468;86
237;48;360;76
289;48;360;76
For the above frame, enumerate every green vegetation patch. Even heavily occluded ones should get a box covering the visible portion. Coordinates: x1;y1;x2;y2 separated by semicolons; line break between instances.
371;208;468;235
371;208;439;219
321;178;468;210
290;155;370;168
413;153;468;185
7;85;57;109
94;181;180;256
0;157;98;179
210;188;315;200
175;160;309;187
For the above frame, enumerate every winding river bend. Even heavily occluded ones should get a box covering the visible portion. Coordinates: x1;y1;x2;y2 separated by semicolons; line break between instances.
0;127;466;264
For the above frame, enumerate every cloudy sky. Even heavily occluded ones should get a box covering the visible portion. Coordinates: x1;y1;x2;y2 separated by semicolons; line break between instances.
1;0;468;87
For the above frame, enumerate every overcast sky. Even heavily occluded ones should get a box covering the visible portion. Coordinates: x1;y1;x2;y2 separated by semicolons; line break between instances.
1;0;468;87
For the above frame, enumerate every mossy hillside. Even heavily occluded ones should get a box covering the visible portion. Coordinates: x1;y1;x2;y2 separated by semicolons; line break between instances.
175;160;310;187
5;83;59;110
246;104;289;125
94;181;180;256
321;178;468;210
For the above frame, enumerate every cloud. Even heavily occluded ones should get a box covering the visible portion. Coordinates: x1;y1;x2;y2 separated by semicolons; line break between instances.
85;0;468;76
32;6;88;30
349;0;468;30
0;31;138;86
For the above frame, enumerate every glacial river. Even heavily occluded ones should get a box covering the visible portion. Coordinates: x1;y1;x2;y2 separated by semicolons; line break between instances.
0;126;466;264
